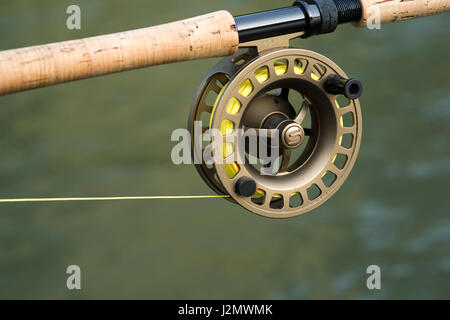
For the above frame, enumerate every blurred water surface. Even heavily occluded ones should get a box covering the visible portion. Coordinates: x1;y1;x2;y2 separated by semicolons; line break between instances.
0;0;449;299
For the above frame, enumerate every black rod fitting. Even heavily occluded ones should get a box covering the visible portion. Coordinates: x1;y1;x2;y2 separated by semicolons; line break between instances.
294;1;323;37
234;6;309;43
234;0;363;42
333;0;363;24
324;75;363;99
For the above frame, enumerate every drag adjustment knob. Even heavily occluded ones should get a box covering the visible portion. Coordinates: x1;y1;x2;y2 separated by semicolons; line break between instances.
324;75;363;99
235;177;257;197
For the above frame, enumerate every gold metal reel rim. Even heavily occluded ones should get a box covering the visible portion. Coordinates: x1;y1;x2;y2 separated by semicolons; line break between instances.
210;48;363;218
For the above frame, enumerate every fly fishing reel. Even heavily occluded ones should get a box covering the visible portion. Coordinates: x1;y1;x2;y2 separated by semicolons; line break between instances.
189;44;363;218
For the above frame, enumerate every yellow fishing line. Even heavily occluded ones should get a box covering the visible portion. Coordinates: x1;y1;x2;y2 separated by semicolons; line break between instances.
0;195;230;203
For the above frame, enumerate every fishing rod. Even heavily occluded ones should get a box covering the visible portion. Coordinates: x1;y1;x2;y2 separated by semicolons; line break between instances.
0;0;449;218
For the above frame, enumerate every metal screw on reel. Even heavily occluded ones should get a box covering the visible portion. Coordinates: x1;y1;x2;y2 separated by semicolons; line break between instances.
189;48;362;218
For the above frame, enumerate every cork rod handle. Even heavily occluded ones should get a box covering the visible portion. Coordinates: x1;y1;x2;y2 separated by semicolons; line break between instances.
0;10;239;96
356;0;450;27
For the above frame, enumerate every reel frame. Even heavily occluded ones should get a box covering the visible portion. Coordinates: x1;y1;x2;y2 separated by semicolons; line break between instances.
189;42;362;218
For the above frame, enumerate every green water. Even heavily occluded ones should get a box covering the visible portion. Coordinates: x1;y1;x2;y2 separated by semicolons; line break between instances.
0;0;449;299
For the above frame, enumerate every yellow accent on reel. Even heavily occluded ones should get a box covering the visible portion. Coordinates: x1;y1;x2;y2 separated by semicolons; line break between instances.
255;66;269;83
225;162;240;179
221;142;234;158
311;73;320;81
253;189;265;197
209;82;242;179
254;61;304;82
220;119;234;136
226;97;241;114
238;79;253;96
294;64;305;75
209;82;229;128
274;61;288;75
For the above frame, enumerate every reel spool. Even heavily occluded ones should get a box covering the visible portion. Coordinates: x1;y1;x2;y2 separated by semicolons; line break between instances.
189;46;363;218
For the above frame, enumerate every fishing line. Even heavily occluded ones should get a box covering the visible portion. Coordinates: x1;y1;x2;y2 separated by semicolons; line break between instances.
0;195;230;203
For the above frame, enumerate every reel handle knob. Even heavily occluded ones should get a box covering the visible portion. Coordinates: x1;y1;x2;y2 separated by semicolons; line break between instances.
324;75;363;99
235;178;257;197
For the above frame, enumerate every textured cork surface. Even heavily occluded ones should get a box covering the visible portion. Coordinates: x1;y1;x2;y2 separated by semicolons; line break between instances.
356;0;450;27
0;10;239;95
